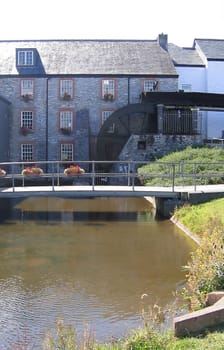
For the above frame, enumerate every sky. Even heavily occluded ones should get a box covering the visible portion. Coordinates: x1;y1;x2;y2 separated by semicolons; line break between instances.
0;0;223;47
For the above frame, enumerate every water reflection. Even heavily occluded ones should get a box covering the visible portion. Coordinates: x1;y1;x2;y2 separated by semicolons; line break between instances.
0;197;195;347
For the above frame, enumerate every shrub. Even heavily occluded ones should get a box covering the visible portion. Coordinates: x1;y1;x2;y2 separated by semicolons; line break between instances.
183;216;224;309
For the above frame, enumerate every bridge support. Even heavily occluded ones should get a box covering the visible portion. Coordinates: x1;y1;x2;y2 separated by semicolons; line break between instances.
146;196;185;218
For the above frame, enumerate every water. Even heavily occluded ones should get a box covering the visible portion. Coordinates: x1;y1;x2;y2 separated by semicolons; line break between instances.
0;197;195;348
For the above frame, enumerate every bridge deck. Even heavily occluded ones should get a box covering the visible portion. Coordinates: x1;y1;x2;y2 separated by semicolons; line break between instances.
1;184;224;199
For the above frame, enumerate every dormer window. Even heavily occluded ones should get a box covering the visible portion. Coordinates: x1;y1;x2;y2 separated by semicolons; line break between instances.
17;49;34;66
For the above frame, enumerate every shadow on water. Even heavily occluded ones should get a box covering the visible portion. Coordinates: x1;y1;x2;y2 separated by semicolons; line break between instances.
0;196;196;347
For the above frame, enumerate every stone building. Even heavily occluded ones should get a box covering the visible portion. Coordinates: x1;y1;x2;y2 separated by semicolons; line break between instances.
0;34;177;165
0;34;223;169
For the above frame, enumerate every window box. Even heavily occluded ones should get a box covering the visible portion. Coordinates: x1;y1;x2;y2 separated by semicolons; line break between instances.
22;94;33;102
0;168;6;176
21;166;43;176
62;93;71;101
20;127;32;136
64;165;85;176
104;93;114;102
60;127;72;135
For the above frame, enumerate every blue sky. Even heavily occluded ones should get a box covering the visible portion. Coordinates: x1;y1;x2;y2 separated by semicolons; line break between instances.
1;0;223;47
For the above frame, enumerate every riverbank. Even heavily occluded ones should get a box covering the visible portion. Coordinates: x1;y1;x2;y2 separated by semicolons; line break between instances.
170;215;200;245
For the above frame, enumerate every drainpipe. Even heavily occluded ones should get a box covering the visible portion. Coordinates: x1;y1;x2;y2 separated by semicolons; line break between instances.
128;76;130;105
46;77;49;171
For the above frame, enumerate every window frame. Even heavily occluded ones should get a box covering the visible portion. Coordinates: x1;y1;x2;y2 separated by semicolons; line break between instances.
20;79;34;98
20;110;34;130
143;79;158;92
101;109;113;125
181;84;192;92
17;50;34;66
59;109;74;130
101;79;115;100
21;143;33;161
59;79;74;99
60;143;74;161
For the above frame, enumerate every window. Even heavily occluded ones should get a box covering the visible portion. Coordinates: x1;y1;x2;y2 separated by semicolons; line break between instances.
181;84;192;92
101;110;113;124
59;110;73;129
60;79;73;99
143;80;158;92
21;111;33;129
20;79;34;98
17;50;34;66
102;79;115;100
21;144;33;161
61;143;73;161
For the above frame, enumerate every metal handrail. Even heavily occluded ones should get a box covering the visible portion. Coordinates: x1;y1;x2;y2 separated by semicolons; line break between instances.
0;160;224;192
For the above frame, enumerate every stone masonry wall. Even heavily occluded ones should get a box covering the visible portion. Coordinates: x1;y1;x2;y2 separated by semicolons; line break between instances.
118;134;203;163
0;76;178;163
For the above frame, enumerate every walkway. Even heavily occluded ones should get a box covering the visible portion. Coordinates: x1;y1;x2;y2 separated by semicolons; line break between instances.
1;184;224;199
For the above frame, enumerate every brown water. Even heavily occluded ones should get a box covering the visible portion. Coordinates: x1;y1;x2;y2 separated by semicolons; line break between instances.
0;197;195;347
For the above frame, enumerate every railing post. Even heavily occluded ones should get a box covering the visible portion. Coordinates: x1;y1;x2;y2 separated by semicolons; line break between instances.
12;173;15;192
171;163;175;192
194;162;197;191
92;161;95;191
131;161;135;191
52;162;55;191
57;162;60;186
127;161;131;186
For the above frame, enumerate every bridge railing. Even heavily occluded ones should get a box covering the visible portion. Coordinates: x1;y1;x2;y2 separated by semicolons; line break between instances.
0;160;224;192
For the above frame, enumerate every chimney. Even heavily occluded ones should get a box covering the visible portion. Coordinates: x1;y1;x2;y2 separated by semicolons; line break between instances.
158;33;168;51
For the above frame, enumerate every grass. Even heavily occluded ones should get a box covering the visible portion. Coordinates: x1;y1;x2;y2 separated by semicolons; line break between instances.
40;321;224;349
137;146;224;186
173;197;224;237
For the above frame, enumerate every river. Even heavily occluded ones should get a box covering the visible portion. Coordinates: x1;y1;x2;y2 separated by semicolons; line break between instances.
0;196;196;347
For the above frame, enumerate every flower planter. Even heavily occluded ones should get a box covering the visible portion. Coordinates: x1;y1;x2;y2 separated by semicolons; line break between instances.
60;128;72;135
103;93;114;102
22;94;32;102
62;93;71;101
64;165;85;176
20;127;32;136
0;169;6;176
22;167;43;176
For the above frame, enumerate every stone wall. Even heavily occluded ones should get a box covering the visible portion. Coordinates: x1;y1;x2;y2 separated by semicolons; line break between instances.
118;134;203;163
0;75;178;163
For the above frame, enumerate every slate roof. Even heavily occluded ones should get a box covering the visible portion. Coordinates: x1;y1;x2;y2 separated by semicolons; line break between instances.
0;39;177;76
168;43;204;66
194;39;224;60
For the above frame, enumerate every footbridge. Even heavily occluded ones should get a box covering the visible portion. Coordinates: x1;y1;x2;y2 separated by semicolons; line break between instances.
1;160;224;217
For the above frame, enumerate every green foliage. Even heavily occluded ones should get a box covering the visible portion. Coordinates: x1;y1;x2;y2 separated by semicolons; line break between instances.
174;198;224;237
123;326;169;350
137;146;224;186
43;319;77;350
181;215;224;309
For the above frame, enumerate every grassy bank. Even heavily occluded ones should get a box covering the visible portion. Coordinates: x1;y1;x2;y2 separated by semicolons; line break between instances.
40;320;224;349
